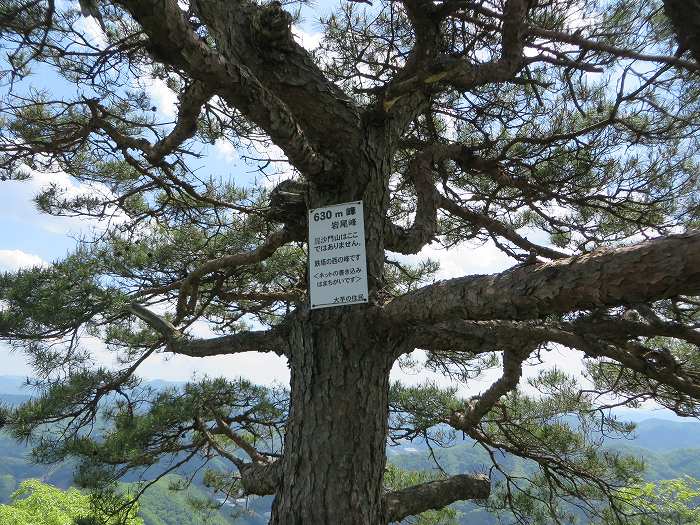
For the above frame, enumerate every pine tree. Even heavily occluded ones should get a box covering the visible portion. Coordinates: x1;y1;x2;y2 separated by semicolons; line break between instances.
0;1;699;523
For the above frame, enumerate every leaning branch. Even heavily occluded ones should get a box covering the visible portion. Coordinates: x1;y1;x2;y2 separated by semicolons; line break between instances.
547;329;700;401
148;81;213;163
384;474;490;522
415;319;700;402
128;304;288;357
384;231;700;325
450;346;532;431
438;195;568;260
528;25;700;73
113;0;331;178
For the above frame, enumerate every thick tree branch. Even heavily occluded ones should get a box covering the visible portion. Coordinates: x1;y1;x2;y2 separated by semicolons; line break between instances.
210;411;271;464
128;304;289;357
86;81;212;165
239;460;283;496
384;473;490;522
194;0;362;177
384;231;700;325
549;330;700;401
409;320;541;354
449;346;531;431
569;316;700;348
113;0;332;178
195;414;245;468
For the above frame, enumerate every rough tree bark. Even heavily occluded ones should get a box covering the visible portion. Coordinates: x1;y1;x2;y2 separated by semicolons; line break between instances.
266;124;404;523
271;313;397;523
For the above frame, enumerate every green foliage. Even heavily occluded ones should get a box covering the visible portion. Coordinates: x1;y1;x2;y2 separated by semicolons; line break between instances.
131;475;234;525
0;479;142;525
602;477;700;525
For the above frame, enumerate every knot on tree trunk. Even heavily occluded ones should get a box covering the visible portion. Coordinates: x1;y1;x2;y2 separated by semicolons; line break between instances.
252;1;294;50
239;461;282;495
266;179;308;233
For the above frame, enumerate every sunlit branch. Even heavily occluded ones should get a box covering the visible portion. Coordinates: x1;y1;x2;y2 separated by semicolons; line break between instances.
384;473;490;522
385;231;700;325
128;303;289;357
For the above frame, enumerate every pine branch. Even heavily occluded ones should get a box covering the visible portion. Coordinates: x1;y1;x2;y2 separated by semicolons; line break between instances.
385;231;700;325
384;473;490;522
128;304;289;356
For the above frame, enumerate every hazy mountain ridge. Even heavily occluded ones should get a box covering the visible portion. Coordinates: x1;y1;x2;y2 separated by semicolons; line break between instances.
1;376;699;524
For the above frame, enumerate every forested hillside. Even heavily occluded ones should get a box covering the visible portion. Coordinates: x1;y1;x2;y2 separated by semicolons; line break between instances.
2;377;700;524
2;421;700;523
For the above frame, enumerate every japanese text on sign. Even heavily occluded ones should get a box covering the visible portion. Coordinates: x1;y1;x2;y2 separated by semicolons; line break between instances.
308;201;369;309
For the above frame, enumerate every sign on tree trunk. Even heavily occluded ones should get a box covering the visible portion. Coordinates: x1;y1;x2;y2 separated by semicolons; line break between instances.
308;201;369;309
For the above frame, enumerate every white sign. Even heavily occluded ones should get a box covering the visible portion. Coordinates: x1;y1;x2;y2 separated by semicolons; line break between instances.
308;201;369;309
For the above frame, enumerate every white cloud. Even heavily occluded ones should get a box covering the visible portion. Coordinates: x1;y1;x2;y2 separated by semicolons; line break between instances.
141;77;178;119
2;167;127;237
0;250;47;272
292;26;322;51
138;351;291;386
73;15;107;49
245;142;295;189
214;139;238;162
399;239;514;281
0;344;33;376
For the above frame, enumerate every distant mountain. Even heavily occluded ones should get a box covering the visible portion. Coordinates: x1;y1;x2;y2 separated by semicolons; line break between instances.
2;375;700;525
630;418;700;451
611;406;691;423
0;393;30;406
143;379;187;391
0;375;186;398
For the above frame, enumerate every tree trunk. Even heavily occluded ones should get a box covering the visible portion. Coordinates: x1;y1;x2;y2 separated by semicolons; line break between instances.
270;136;397;523
269;312;397;524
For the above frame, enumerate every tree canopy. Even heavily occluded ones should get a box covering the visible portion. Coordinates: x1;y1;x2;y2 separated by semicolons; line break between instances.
0;0;699;524
0;479;142;525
